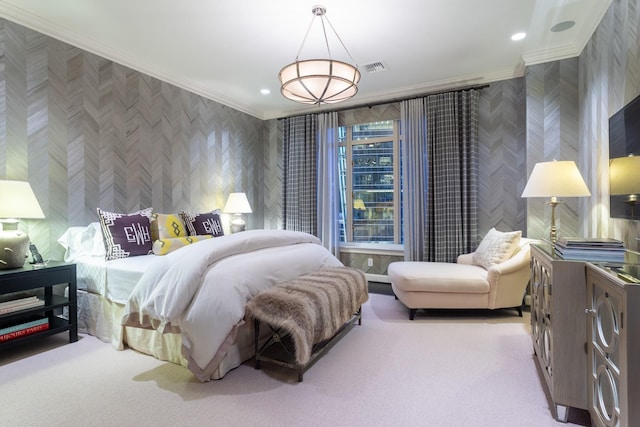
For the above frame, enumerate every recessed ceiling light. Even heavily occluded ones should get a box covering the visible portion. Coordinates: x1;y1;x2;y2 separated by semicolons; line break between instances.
550;21;575;33
511;32;526;41
260;89;270;95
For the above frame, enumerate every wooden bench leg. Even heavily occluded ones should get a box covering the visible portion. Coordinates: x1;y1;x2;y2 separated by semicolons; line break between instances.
409;308;417;320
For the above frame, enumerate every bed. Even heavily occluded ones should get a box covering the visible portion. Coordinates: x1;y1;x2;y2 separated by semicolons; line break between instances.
58;222;342;381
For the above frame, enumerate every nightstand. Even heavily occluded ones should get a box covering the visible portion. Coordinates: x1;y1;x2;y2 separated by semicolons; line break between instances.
0;261;77;350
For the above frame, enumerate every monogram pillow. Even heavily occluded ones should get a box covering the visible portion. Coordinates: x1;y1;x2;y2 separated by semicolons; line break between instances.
97;207;153;260
180;210;224;237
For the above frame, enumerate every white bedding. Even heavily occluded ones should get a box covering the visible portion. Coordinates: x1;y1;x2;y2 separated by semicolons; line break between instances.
59;222;155;304
121;229;342;381
74;255;157;303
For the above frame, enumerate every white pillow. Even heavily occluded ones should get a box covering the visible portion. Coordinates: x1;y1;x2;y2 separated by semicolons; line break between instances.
472;228;522;269
57;222;106;262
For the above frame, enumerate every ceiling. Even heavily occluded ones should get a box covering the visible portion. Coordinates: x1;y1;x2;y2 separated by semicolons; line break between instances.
0;0;612;120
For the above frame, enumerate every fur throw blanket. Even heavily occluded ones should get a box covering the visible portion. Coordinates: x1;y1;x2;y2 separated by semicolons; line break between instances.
246;266;368;366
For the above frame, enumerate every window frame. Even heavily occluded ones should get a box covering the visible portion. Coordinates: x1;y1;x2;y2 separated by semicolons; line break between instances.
338;120;402;245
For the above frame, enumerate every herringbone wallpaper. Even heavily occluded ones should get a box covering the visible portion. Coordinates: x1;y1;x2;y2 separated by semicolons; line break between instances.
0;19;270;260
524;58;582;243
3;0;640;262
579;0;640;250
478;79;527;236
520;0;640;251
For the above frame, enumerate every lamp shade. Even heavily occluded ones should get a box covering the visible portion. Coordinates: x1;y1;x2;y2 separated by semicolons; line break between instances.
223;193;252;214
0;180;45;219
279;6;360;105
609;155;640;196
279;59;360;105
521;161;591;198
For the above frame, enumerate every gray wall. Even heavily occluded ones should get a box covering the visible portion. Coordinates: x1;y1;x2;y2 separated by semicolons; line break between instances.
579;0;640;251
4;0;639;262
478;78;527;235
519;0;640;251
0;19;276;260
524;58;582;243
521;0;640;252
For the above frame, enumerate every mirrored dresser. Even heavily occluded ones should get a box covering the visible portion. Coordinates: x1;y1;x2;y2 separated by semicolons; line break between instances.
585;262;640;427
530;244;588;422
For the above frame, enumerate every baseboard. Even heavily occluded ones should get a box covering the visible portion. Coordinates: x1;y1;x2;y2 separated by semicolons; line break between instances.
365;273;390;283
368;281;394;296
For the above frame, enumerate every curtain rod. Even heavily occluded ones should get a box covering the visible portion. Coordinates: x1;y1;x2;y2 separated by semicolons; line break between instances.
277;83;489;120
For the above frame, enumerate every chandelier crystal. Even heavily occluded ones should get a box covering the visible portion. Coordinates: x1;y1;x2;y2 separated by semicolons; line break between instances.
279;6;360;105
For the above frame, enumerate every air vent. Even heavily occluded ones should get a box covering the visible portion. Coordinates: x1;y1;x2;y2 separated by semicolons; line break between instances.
363;61;386;73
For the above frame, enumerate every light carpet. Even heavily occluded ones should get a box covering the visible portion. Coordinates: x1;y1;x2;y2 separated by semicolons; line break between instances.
0;293;590;427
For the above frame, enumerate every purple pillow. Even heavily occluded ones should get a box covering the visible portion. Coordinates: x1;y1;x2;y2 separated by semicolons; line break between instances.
97;208;153;260
180;210;224;237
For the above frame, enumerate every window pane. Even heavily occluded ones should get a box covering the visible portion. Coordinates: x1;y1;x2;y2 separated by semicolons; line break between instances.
352;121;394;140
338;145;347;242
338;126;347;144
352;141;394;242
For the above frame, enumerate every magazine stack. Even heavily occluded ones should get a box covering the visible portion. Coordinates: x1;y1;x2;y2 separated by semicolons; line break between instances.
0;296;48;343
555;237;626;264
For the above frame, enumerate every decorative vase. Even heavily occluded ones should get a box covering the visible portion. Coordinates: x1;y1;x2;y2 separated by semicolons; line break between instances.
0;230;29;269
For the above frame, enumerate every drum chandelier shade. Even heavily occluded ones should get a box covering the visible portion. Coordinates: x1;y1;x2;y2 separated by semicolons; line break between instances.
279;6;360;105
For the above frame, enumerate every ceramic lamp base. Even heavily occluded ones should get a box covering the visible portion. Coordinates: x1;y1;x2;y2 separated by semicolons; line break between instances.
0;230;29;269
230;215;246;233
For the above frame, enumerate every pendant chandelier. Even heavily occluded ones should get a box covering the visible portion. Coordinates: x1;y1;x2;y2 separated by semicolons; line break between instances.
279;5;360;105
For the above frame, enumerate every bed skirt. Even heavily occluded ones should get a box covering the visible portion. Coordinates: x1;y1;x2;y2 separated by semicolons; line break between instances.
77;290;257;380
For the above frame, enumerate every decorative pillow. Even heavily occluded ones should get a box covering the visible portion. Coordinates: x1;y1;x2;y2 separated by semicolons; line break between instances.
180;210;224;237
472;228;522;269
97;208;153;261
152;235;212;255
150;213;188;241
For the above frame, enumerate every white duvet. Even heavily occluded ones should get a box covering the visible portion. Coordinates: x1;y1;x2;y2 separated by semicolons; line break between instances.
121;229;342;381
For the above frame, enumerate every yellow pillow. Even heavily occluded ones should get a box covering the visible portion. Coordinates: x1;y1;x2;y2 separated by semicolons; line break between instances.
152;235;212;255
150;213;188;241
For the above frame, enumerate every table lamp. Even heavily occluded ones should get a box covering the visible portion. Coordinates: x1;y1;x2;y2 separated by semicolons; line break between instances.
521;160;590;246
223;192;252;233
610;154;640;203
0;180;45;269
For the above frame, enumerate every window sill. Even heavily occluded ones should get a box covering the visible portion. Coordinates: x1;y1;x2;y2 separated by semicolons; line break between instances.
339;242;404;256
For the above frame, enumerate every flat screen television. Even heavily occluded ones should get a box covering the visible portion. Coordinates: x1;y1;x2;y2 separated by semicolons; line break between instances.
609;92;640;220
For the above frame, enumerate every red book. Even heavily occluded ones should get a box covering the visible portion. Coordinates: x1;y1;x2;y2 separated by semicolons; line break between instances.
0;322;49;342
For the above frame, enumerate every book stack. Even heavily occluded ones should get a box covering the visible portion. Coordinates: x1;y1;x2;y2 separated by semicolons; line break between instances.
0;316;49;342
0;295;44;315
555;237;626;263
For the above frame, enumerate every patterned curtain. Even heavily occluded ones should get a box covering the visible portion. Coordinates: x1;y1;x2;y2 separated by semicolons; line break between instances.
282;115;318;234
401;89;480;262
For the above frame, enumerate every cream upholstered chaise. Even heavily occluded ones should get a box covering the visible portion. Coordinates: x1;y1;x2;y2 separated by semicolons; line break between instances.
388;229;535;320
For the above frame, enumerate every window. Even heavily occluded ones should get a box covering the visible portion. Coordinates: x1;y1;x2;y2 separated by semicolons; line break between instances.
338;120;402;244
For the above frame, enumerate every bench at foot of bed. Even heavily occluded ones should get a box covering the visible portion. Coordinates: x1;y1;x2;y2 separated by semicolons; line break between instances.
245;266;368;382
